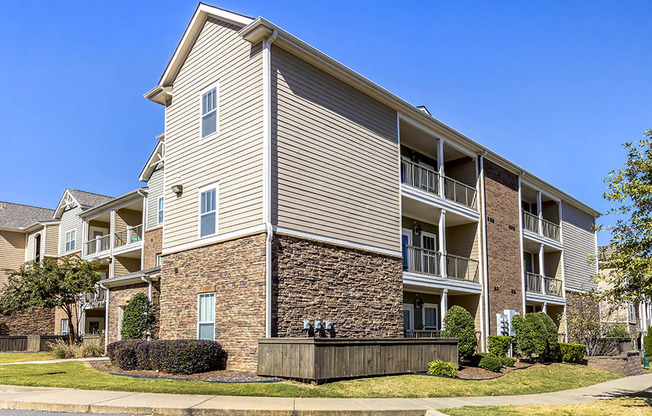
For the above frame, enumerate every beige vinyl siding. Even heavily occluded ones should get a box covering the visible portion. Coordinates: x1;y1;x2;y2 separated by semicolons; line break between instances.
561;202;597;291
45;224;59;255
445;223;479;261
164;17;264;248
146;168;164;230
25;228;43;262
59;205;84;255
272;47;400;252
544;251;562;279
0;230;26;286
445;157;477;188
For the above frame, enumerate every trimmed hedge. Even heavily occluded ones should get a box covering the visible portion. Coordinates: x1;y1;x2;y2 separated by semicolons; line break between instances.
559;342;586;363
441;305;477;361
107;340;227;374
500;356;516;367
427;360;458;378
512;312;560;361
487;335;512;357
478;354;503;372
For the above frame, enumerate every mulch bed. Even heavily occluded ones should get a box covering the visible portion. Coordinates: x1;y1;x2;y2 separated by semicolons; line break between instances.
89;361;280;383
456;360;532;380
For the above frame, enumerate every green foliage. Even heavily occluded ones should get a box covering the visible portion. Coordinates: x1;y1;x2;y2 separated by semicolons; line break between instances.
559;343;586;363
427;360;458;378
604;324;630;338
600;132;652;302
487;335;512;357
478;354;503;372
644;327;652;356
566;292;602;355
441;305;477;361
512;312;560;361
120;293;155;340
500;357;516;367
0;256;101;344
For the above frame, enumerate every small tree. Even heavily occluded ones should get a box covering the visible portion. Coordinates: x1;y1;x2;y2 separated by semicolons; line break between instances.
0;256;101;344
121;293;155;340
441;305;477;361
566;292;602;355
643;327;652;357
512;312;559;361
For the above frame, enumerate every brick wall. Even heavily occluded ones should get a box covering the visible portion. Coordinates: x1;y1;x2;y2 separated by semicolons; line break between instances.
484;160;523;334
143;228;163;269
273;234;403;338
107;282;160;344
0;307;55;336
159;233;266;371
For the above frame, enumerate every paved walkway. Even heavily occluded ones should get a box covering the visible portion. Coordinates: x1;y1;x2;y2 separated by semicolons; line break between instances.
0;358;109;366
0;373;648;415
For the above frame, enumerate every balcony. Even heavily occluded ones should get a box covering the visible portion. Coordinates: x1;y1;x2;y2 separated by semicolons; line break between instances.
522;210;561;242
86;235;110;255
83;289;106;309
114;224;143;248
525;272;563;297
403;245;479;284
401;159;477;209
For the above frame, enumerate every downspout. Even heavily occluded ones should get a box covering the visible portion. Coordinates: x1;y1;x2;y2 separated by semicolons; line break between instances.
479;152;490;348
100;283;109;353
263;29;278;339
141;276;153;341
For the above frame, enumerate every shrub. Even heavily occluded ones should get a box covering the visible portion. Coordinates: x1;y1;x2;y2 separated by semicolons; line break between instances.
644;327;652;356
107;339;227;374
427;360;458;378
79;341;104;358
488;335;512;357
604;324;630;338
500;356;516;367
559;342;586;363
512;312;560;361
49;339;75;359
441;305;477;361
121;293;155;340
49;339;104;359
478;353;503;372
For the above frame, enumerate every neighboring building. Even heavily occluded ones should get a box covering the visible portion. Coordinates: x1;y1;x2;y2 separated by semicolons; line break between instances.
133;4;602;371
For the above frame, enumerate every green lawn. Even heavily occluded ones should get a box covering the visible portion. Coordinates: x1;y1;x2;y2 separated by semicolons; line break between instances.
441;391;652;415
0;362;621;398
0;353;56;364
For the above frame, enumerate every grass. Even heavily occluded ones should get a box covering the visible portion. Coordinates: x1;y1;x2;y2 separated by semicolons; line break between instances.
0;362;621;398
0;353;56;364
441;391;652;415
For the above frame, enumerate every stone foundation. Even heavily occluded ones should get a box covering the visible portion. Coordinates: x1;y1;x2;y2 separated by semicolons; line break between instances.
143;228;163;269
107;282;161;344
0;307;55;336
273;234;403;338
588;351;643;376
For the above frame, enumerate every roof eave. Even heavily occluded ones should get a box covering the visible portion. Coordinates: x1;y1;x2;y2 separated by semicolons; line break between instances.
79;188;147;219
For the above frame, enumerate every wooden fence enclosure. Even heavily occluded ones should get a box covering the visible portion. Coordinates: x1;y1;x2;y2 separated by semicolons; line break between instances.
0;335;66;352
257;338;459;383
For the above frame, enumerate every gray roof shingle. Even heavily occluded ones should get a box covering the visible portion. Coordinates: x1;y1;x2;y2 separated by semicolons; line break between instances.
67;189;113;209
0;202;55;231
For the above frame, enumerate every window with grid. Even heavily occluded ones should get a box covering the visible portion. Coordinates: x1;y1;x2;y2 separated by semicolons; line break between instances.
198;293;215;341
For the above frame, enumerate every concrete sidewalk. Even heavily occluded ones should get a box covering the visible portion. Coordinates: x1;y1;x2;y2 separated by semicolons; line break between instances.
0;357;109;366
0;373;648;415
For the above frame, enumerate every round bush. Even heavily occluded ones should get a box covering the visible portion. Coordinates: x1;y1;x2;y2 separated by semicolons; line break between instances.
487;335;512;357
478;354;503;372
512;312;560;361
500;356;516;367
441;305;477;361
121;293;155;340
559;342;586;363
427;359;458;378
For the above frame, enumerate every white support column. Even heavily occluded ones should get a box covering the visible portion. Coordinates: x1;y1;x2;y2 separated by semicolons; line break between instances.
437;138;445;197
543;302;548;314
439;210;447;278
539;243;545;294
109;211;116;279
536;191;543;235
440;288;448;331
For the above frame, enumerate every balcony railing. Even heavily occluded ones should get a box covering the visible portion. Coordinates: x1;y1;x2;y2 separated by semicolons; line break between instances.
401;159;439;195
86;235;110;255
403;245;441;276
404;329;441;338
525;272;563;297
445;253;480;283
114;224;143;248
542;219;561;241
83;289;106;309
443;176;477;209
522;210;539;233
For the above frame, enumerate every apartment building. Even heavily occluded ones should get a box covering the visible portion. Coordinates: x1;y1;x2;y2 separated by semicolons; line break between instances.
131;4;602;371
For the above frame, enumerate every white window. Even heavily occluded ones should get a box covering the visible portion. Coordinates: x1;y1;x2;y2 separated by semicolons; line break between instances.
199;184;218;238
61;319;69;335
117;307;124;341
422;303;439;330
157;196;164;224
200;83;219;140
403;303;414;332
65;229;76;252
156;253;162;267
198;293;215;341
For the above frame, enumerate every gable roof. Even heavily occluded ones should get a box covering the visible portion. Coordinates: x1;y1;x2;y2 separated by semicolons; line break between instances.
54;189;114;219
0;202;55;231
139;137;165;182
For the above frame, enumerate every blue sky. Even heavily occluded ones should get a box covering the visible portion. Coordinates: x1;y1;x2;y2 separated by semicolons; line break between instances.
1;1;650;244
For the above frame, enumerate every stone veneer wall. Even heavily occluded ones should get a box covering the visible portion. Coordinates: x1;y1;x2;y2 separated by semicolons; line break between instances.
143;228;163;270
107;282;161;344
159;233;266;371
484;160;523;334
0;308;55;336
273;234;403;338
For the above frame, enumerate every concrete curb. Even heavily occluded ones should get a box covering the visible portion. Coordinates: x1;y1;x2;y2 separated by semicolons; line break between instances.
0;373;647;415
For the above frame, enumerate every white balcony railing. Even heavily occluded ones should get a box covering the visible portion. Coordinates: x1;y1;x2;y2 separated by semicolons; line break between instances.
445;253;480;283
522;210;561;242
114;224;143;248
525;272;563;297
543;276;563;297
86;235;110;255
522;210;539;233
403;245;441;276
542;219;561;241
401;159;439;195
443;176;477;209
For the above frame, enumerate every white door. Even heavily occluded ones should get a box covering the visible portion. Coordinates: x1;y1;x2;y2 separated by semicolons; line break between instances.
421;232;438;275
422;303;439;330
401;228;412;271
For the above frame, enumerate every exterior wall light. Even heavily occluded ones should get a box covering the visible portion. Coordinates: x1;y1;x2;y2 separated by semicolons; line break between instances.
171;185;183;195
